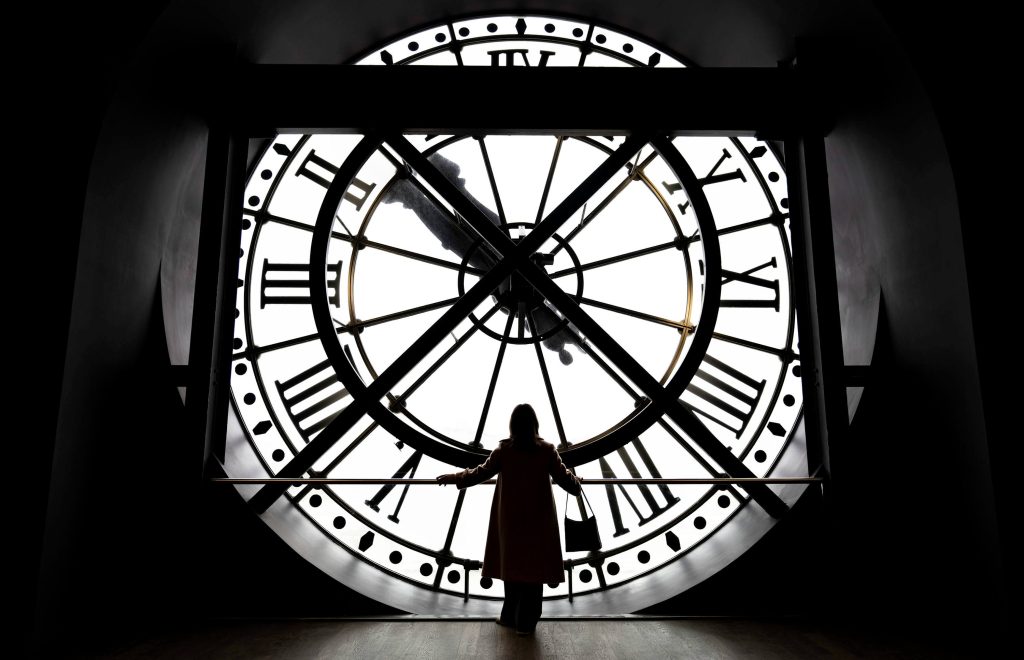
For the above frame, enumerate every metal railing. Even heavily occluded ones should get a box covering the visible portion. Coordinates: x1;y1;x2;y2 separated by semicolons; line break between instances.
212;477;822;485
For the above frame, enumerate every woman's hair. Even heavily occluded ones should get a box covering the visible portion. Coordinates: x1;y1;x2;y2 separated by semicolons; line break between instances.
508;403;541;448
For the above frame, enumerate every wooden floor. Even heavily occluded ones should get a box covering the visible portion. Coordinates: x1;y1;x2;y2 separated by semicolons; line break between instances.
80;616;989;659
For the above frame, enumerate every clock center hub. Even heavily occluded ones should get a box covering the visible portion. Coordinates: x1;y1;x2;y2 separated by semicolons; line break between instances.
456;225;584;354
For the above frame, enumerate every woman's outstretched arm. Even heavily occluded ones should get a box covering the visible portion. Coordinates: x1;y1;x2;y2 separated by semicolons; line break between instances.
436;446;502;489
548;444;582;495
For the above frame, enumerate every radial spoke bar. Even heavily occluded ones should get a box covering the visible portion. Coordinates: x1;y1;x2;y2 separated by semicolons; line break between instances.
577;295;694;332
434;488;468;590
356;237;486;275
548;238;683;279
472;312;515;446
525;314;568;447
261;209;364;243
551;151;658;256
440;489;467;552
335;296;460;334
236;331;320;359
535;136;564;223
717;211;788;237
477;137;508;228
712;332;795;360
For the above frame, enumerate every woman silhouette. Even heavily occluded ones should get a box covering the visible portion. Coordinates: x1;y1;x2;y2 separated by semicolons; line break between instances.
436;403;581;635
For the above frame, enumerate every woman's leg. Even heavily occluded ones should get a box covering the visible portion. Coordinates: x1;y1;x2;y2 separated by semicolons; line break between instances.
499;581;521;625
516;583;543;634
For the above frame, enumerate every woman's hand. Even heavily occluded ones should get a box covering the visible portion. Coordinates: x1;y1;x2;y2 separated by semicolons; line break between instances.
436;473;458;486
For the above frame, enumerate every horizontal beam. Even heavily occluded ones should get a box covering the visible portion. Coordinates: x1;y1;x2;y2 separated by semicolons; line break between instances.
233;65;811;137
214;477;821;485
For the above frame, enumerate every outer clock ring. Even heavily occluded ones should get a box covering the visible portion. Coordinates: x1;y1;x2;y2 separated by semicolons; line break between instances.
308;133;723;468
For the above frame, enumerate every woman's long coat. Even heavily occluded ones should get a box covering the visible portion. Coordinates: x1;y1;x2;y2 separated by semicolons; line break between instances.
455;439;581;584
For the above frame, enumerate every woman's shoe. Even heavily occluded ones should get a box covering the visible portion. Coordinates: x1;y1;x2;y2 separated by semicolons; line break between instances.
495;618;513;627
515;628;534;636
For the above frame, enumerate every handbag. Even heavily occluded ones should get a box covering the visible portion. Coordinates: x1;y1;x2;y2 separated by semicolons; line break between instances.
564;490;602;552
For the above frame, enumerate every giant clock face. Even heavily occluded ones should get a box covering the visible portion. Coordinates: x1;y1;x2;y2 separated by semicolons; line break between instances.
226;14;807;614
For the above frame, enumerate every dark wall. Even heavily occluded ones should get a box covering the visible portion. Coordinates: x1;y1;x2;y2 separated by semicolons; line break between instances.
21;0;1010;654
873;1;1014;619
13;0;173;653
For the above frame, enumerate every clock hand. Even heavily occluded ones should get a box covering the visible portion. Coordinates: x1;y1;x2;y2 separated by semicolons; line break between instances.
382;152;581;363
382;152;500;273
529;302;579;365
